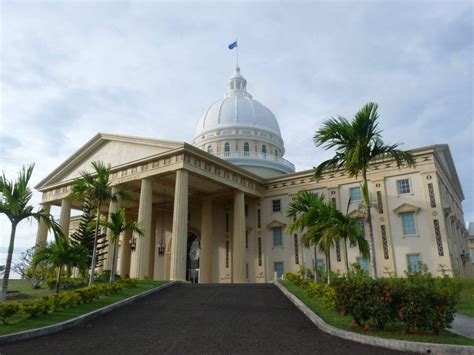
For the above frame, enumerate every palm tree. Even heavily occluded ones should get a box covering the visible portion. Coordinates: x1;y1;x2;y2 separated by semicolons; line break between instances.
99;208;143;283
313;102;415;277
33;236;89;293
288;192;340;284
0;164;62;301
69;161;125;286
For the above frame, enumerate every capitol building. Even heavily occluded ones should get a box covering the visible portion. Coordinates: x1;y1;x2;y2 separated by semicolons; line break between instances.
34;66;473;282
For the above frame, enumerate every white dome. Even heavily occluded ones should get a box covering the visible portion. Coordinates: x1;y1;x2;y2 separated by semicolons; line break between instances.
194;68;282;138
192;67;294;177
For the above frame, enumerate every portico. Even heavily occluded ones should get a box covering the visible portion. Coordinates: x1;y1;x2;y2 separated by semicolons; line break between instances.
35;134;264;283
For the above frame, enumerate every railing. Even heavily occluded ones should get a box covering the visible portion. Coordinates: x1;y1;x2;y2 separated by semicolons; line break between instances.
214;151;295;171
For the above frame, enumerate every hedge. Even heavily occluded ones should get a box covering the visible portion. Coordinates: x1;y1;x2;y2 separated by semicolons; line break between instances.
0;278;138;325
284;272;461;335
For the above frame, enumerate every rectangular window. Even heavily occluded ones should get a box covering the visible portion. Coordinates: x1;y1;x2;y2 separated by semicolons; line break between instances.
245;204;248;217
245;230;249;249
397;179;411;195
225;240;230;268
257;237;262;266
273;227;283;247
349;187;362;202
355;218;365;239
294;234;299;264
401;212;417;236
246;263;249;280
225;209;230;233
315;259;325;271
274;262;284;279
357;257;369;273
407;254;421;273
257;208;261;228
272;199;281;212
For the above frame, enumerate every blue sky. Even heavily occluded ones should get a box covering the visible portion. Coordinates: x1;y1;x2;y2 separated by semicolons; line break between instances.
1;1;472;262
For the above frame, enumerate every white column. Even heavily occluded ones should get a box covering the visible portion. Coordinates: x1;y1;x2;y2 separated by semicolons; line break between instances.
170;170;188;281
200;199;213;283
35;203;51;245
59;198;72;237
130;179;153;279
104;187;119;271
232;191;246;283
119;226;133;278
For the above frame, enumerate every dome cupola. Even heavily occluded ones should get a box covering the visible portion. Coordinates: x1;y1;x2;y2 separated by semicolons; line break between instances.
192;67;294;177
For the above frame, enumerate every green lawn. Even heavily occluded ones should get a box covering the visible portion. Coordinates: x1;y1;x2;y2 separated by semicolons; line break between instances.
5;280;56;302
0;280;168;336
458;278;474;317
280;280;474;346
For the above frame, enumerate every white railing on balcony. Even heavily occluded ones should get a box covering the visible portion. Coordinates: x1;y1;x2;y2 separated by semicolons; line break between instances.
214;151;295;171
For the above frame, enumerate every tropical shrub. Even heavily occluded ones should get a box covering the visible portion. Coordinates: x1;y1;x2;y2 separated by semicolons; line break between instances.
119;278;138;288
23;301;46;319
58;292;82;309
284;273;336;310
0;302;22;325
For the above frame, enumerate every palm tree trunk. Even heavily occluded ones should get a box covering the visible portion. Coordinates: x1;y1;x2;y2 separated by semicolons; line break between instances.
55;266;61;294
0;223;17;302
89;204;101;286
363;169;377;278
313;246;319;283
343;238;349;274
326;252;331;284
109;239;117;284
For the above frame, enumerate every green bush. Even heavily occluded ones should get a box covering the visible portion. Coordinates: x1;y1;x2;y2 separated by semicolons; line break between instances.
119;278;138;288
303;282;336;310
332;274;461;333
0;302;22;325
58;291;81;309
23;300;46;319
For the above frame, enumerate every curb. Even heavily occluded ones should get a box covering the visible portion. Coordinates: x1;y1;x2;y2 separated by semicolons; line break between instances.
274;281;474;355
0;280;178;346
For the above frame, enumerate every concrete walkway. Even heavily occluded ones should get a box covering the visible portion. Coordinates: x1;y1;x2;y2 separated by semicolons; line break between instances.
450;314;474;339
0;283;401;354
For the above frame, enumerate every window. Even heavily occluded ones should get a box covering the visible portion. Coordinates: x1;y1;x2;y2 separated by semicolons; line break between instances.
407;254;421;273
272;199;281;212
273;227;283;247
245;230;249;249
262;145;267;155
244;142;249;156
294;234;299;264
225;209;230;233
315;259;325;271
355;218;365;238
401;212;417;236
225;240;230;268
350;187;362;202
207;145;213;154
224;142;230;156
246;263;249;280
257;237;262;266
274;262;284;279
397;179;411;195
357;257;369;273
245;204;248;217
257;208;261;228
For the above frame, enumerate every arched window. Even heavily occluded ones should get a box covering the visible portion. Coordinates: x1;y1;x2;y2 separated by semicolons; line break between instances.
207;145;213;154
244;142;249;156
275;149;279;157
224;142;230;156
262;145;267;157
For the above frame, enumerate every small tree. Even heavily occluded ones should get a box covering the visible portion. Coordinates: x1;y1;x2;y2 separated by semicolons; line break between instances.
33;236;89;293
12;247;47;289
0;164;62;301
99;208;143;283
69;161;126;286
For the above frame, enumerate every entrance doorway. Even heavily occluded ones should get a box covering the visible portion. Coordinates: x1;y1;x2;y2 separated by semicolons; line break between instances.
186;232;200;283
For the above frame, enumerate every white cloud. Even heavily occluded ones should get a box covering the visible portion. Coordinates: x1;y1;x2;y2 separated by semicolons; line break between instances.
1;1;472;265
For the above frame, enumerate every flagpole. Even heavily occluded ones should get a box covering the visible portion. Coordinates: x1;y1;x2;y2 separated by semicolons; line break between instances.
236;38;239;68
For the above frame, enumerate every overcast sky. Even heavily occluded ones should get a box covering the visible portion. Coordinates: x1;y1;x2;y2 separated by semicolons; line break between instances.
1;1;472;264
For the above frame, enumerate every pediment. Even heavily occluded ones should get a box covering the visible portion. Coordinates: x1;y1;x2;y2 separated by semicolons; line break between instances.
266;220;286;229
36;133;184;189
393;203;420;216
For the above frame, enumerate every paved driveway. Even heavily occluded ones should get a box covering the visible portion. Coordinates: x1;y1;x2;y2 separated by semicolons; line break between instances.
0;283;401;354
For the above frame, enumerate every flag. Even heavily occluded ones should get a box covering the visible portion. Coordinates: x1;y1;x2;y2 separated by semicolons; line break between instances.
228;40;238;50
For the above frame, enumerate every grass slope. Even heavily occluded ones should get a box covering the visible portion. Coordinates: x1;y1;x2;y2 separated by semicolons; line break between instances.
280;280;474;346
0;280;167;336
